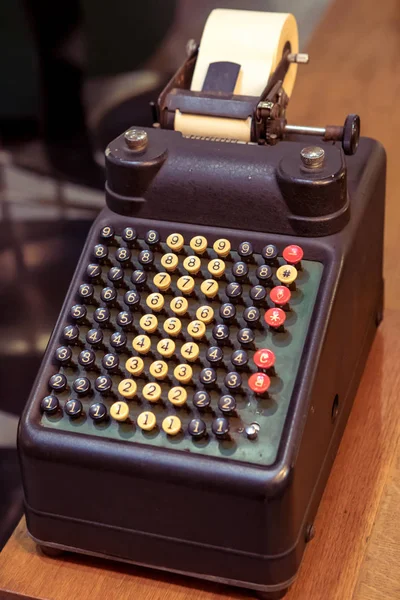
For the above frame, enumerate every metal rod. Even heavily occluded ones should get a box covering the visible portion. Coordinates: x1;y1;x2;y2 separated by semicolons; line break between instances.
284;124;326;136
287;53;309;64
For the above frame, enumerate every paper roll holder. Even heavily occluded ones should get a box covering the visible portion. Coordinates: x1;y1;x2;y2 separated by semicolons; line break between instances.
155;40;360;155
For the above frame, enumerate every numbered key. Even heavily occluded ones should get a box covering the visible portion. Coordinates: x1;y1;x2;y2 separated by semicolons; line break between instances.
86;328;104;346
162;415;182;436
137;411;157;431
64;399;83;419
196;305;214;324
144;229;160;246
122;227;137;245
93;307;110;325
99;225;114;243
124;289;141;309
107;266;124;285
140;313;159;333
237;328;255;346
101;286;117;304
157;338;176;358
70;304;87;322
199;367;217;386
232;261;249;279
89;402;108;422
243;306;260;325
226;282;243;301
183;255;202;274
125;356;145;376
181;342;200;362
131;269;147;287
132;335;152;354
55;346;72;365
224;371;242;390
201;279;219;298
187;320;206;340
110;331;127;350
161;253;179;272
118;379;137;399
212;417;230;438
149;360;169;380
95;375;112;393
218;395;236;414
146;292;164;312
237;241;253;260
193;391;211;409
63;325;80;344
170;296;188;316
73;377;91;395
213;239;231;257
40;395;59;415
188;418;207;439
212;323;229;343
87;263;102;282
163;317;182;336
231;349;249;368
142;382;162;402
78;283;94;302
256;264;273;285
207;259;225;278
177;275;195;295
115;247;132;264
110;401;130;422
48;373;67;392
153;272;171;291
168;386;188;407
206;346;224;365
102;353;119;371
219;303;236;322
262;244;278;262
190;235;208;254
138;249;154;268
174;363;193;384
166;233;184;251
250;285;267;303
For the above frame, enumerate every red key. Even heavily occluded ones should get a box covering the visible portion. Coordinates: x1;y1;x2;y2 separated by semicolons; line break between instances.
248;372;271;394
283;244;303;265
264;307;286;328
254;348;276;369
270;285;291;306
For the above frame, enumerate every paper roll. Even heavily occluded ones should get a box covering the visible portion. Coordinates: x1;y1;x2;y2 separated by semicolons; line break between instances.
174;9;299;141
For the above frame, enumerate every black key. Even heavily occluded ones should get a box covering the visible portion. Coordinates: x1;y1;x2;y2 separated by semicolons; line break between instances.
93;307;110;325
40;395;59;415
89;402;108;422
138;249;154;267
78;349;96;368
122;227;137;245
188;418;207;439
212;323;230;343
86;328;103;346
100;286;117;304
219;303;236;322
63;325;80;344
199;367;217;386
206;346;224;365
243;306;260;325
193;390;211;409
237;327;255;346
108;266;124;284
86;263;102;281
95;375;113;393
226;282;243;300
116;311;133;328
256;264;273;284
73;377;91;395
65;398;83;418
55;346;72;365
231;261;249;279
131;269;147;287
250;285;267;303
99;225;115;243
124;289;141;309
93;244;108;261
218;394;237;414
231;349;249;368
110;331;127;350
102;353;119;371
237;241;253;259
262;244;278;262
78;283;94;302
224;371;242;390
115;247;132;264
144;229;160;246
48;373;67;392
212;417;230;438
70;304;87;321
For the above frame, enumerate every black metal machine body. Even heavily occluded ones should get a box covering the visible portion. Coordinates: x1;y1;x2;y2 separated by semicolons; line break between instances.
18;10;385;598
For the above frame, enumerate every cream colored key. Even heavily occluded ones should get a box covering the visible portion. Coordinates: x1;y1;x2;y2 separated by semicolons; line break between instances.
110;401;130;422
174;363;193;384
196;305;214;324
125;356;145;376
181;342;200;362
153;272;171;291
149;360;169;380
146;292;165;312
132;335;151;354
162;415;182;435
276;264;298;285
170;296;188;316
190;235;208;254
208;258;225;278
177;275;195;295
140;313;158;333
187;320;206;340
168;387;188;407
163;317;182;337
161;253;179;272
118;379;137;399
201;279;219;298
137;411;156;431
213;238;231;257
183;255;202;274
142;382;162;402
166;233;185;251
157;338;176;358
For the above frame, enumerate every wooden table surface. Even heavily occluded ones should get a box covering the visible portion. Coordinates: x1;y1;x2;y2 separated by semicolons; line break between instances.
1;0;400;598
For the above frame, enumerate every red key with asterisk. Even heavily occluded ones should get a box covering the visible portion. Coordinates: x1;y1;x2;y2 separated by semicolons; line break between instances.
270;285;291;307
264;307;286;329
248;372;271;394
283;244;303;265
253;348;276;370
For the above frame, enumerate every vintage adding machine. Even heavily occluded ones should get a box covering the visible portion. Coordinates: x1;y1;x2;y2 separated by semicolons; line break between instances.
18;9;385;599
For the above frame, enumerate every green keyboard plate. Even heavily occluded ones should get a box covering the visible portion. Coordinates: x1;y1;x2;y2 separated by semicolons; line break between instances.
41;235;323;467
